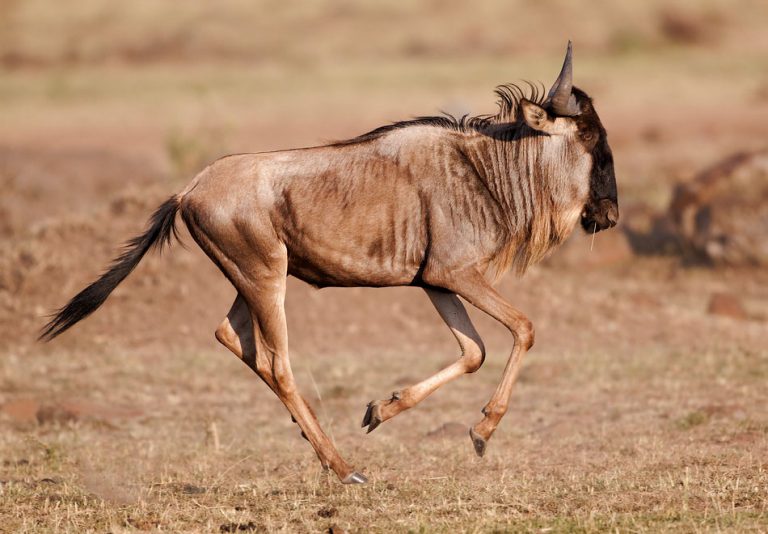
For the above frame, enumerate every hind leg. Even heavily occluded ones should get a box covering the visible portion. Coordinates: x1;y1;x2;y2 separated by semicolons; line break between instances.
184;200;363;483
213;252;362;482
215;294;330;470
215;294;275;390
235;250;364;483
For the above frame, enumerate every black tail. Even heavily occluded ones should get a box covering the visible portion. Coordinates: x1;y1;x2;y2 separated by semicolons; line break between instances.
39;196;181;341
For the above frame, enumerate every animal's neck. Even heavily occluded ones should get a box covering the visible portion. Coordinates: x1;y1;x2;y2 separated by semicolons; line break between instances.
461;129;584;275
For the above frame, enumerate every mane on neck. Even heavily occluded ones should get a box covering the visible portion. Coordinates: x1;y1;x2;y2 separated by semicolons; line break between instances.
332;82;548;146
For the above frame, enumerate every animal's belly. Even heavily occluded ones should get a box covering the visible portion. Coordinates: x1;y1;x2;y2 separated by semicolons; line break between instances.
286;237;423;288
274;168;428;287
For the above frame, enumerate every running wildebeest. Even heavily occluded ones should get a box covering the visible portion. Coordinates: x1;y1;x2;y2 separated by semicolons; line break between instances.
41;42;618;484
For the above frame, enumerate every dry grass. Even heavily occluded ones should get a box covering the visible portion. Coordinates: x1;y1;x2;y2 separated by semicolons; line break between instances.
2;1;768;532
2;320;767;532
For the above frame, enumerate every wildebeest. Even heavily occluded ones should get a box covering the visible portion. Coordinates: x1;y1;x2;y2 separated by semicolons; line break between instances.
41;42;618;484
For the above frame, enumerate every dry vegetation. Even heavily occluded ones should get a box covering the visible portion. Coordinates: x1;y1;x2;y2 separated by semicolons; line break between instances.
1;1;768;532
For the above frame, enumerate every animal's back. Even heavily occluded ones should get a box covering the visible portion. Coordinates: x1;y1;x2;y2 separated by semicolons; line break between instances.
182;129;465;287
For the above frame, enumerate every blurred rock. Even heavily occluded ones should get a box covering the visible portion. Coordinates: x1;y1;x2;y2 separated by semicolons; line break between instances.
622;202;681;256
707;293;748;321
669;149;768;266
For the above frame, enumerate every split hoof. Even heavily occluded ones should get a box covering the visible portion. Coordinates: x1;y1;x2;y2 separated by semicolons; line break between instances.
342;471;368;484
469;428;487;457
362;392;402;433
361;402;383;434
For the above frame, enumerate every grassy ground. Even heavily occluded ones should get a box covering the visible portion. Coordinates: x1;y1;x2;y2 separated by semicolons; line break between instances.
2;318;767;532
1;1;768;532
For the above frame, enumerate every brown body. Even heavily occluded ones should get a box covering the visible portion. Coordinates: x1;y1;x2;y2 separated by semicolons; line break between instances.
42;43;618;484
184;123;591;290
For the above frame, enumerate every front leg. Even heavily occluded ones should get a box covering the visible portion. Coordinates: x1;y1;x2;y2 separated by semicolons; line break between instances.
362;288;485;433
432;268;534;457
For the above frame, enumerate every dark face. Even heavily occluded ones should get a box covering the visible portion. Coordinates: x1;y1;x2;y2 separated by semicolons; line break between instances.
571;88;619;233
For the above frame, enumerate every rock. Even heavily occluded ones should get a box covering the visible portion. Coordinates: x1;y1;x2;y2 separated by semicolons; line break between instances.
707;293;748;320
669;149;768;266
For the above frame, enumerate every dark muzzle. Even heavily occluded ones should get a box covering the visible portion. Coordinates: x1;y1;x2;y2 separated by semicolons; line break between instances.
581;198;618;232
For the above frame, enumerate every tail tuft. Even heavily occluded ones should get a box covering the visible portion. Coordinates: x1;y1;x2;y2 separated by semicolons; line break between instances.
39;196;180;341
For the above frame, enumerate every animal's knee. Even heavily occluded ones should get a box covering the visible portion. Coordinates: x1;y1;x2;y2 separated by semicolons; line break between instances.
462;340;486;373
515;319;535;351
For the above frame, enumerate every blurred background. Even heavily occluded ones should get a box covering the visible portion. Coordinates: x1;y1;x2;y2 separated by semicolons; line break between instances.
1;1;767;531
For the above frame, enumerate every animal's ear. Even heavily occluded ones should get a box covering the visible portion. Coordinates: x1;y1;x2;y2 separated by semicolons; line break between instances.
520;99;559;134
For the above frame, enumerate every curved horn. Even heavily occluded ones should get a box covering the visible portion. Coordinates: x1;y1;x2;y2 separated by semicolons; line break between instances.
546;41;580;116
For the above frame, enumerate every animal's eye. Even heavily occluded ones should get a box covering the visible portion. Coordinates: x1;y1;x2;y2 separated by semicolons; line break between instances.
580;131;595;143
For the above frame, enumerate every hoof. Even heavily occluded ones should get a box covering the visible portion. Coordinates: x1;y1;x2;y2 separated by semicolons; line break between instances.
342;471;368;484
469;428;487;457
361;402;383;434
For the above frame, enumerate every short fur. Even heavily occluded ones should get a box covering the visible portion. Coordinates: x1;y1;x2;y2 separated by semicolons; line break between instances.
41;44;619;484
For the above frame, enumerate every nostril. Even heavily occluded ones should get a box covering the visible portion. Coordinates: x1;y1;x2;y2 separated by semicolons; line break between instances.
605;203;619;226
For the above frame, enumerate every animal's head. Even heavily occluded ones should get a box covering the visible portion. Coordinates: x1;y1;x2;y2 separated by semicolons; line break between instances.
519;42;619;233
